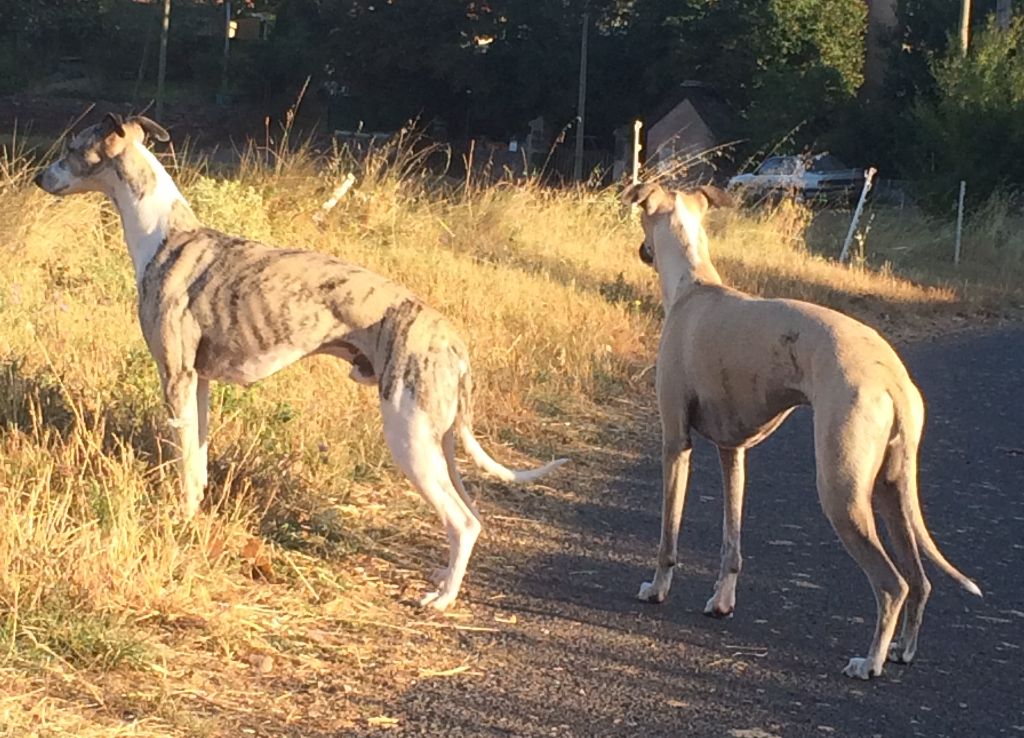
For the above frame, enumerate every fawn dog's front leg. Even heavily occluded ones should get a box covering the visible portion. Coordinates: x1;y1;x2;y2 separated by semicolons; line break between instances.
637;436;692;603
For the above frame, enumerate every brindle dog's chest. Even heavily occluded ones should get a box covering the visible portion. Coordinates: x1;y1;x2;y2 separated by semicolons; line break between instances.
193;336;310;385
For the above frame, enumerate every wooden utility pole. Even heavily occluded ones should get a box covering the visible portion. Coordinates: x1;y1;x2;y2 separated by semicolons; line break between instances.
955;181;967;265
959;0;972;54
155;0;172;119
572;10;589;183
219;0;232;105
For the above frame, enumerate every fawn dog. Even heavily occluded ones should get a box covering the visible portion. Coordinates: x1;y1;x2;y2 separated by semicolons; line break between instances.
622;182;980;678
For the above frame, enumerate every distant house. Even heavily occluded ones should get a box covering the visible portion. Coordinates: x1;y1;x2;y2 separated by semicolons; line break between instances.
232;12;275;42
643;82;734;185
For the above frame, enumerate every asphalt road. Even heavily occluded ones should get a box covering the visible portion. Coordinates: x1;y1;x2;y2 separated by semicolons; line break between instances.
385;327;1024;737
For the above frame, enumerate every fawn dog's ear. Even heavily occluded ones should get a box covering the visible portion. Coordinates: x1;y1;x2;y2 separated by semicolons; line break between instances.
129;116;171;144
621;182;673;217
694;184;734;212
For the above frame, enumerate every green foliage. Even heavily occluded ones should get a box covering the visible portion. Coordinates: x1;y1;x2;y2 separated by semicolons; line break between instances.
909;16;1024;208
186;175;274;242
660;0;866;149
1;590;149;671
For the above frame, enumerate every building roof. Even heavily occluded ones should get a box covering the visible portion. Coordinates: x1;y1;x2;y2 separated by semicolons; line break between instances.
648;81;736;142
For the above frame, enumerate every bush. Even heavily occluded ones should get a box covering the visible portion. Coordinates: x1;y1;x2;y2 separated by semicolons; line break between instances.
908;16;1024;210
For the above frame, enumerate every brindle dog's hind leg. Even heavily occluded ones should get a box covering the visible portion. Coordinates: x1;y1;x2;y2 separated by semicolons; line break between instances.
381;393;481;611
443;427;478;517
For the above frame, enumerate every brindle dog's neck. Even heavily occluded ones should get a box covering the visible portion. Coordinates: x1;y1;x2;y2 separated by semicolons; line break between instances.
106;140;200;286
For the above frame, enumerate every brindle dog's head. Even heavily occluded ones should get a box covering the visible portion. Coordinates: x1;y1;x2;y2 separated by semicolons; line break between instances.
34;113;170;197
621;182;733;270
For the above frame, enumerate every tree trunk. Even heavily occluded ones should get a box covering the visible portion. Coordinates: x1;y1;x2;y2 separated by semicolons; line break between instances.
156;0;172;119
996;0;1012;30
960;0;972;55
862;0;898;101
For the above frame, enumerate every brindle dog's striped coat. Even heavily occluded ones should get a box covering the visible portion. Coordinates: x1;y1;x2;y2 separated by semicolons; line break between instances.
35;113;566;610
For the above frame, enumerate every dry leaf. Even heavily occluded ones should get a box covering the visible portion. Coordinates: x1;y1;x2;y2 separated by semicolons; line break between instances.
240;537;262;560
206;532;226;562
240;536;276;582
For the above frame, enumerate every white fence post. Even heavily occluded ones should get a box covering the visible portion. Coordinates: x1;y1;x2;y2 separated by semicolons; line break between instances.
955;180;966;265
839;167;878;263
631;119;643;185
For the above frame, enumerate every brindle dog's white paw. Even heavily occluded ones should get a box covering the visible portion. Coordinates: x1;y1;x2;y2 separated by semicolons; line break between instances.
843;657;880;680
637;581;666;604
419;589;455;611
429;567;450;587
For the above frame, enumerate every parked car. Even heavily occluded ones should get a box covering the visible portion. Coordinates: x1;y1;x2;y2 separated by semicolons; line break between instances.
727;154;866;205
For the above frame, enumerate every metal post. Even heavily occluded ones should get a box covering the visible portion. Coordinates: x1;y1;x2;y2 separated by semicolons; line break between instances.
631;120;643;185
955;180;967;265
155;0;172;119
572;11;589;183
839;167;878;263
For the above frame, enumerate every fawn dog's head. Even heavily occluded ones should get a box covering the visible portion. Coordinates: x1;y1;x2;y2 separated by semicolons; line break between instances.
621;182;734;272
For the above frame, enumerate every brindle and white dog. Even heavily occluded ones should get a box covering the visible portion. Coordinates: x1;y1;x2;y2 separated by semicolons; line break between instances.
34;113;567;611
622;182;981;679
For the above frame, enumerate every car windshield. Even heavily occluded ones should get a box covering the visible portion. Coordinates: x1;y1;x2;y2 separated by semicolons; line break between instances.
756;157;798;175
807;155;848;172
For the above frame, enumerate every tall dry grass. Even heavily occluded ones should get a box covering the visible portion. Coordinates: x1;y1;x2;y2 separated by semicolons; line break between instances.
0;130;1011;734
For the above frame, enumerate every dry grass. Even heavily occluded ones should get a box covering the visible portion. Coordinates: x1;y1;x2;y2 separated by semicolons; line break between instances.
0;131;1021;735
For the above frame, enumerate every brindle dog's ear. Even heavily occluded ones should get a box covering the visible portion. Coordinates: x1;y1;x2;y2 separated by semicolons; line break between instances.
102;112;126;138
621;182;669;216
130;116;171;144
696;184;735;209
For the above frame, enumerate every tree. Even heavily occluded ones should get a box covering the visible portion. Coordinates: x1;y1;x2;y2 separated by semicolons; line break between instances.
625;0;867;153
907;16;1024;206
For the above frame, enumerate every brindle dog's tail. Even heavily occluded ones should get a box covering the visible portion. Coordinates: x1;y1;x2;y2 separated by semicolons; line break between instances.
455;367;568;483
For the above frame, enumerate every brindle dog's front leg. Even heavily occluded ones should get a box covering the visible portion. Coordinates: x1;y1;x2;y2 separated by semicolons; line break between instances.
163;367;206;518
